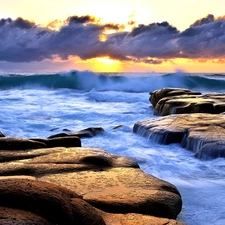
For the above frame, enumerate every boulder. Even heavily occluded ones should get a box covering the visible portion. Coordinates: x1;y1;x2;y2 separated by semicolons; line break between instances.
133;113;225;159
0;207;53;225
0;178;78;225
48;127;104;139
0;146;184;224
30;136;81;148
0;137;47;150
0;127;102;151
149;87;201;108
0;178;105;225
0;136;81;151
40;167;182;219
149;88;225;116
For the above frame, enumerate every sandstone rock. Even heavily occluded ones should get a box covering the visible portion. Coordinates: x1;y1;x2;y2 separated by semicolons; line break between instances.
0;178;78;225
0;137;46;150
0;147;139;176
71;198;106;225
133;113;225;159
48;127;104;139
0;147;183;222
31;136;81;148
98;210;186;225
0;136;81;151
0;207;53;225
149;88;225;116
0;178;105;225
40;167;182;219
149;87;201;108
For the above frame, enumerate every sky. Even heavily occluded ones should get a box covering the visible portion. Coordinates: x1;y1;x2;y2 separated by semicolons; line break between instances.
1;0;225;73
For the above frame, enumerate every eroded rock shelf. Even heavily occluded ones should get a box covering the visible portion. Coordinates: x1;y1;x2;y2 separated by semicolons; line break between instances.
134;87;225;160
0;126;184;225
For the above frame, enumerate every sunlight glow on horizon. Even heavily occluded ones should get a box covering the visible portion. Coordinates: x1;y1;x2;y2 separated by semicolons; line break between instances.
66;57;225;73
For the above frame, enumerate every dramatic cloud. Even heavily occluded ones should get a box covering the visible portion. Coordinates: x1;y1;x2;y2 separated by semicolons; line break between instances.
1;14;225;65
190;14;215;27
67;15;96;24
104;22;180;61
0;17;35;29
179;15;225;58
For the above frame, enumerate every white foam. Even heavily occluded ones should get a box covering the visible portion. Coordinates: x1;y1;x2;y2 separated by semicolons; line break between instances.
1;72;225;225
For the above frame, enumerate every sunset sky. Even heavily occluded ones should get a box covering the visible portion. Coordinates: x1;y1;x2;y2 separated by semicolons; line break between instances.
1;0;225;73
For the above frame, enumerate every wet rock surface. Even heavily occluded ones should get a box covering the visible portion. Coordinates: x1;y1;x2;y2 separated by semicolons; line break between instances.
150;87;225;116
48;127;104;139
0;127;104;151
134;113;225;159
0;144;184;224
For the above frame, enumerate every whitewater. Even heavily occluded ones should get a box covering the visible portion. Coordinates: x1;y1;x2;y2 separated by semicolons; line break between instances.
1;70;225;225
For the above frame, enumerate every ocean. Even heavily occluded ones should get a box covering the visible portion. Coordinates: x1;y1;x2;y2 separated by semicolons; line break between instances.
1;70;225;225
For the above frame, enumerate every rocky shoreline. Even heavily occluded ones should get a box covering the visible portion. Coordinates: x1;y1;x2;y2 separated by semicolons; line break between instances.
0;127;184;224
134;87;225;159
3;87;223;224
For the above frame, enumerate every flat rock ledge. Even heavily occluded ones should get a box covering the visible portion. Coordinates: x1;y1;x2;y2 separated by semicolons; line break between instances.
134;113;225;160
0;127;105;151
0;146;184;224
150;87;225;116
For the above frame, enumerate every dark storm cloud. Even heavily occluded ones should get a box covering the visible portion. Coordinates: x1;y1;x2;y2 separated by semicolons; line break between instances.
103;22;180;61
0;16;105;62
47;23;104;60
179;15;225;58
67;15;96;24
131;58;164;64
0;17;34;29
0;18;53;62
128;22;178;37
1;14;225;64
190;14;215;27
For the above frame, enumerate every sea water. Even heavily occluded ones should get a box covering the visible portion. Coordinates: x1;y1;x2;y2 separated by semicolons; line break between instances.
1;71;225;225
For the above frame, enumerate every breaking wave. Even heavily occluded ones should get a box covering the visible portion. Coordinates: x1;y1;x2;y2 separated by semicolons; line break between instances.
1;70;225;92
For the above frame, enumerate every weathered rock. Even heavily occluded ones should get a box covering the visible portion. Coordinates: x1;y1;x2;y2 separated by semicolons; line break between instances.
98;209;186;225
48;127;104;139
31;136;81;148
0;137;47;150
113;125;123;129
149;87;225;116
0;147;183;224
0;147;139;176
133;113;225;159
0;178;78;225
40;168;182;219
0;207;53;225
0;178;105;225
149;87;201;108
71;198;106;225
0;127;102;150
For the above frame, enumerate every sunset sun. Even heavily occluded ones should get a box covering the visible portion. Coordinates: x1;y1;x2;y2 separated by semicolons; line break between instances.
96;57;118;65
